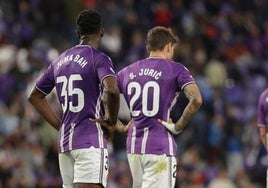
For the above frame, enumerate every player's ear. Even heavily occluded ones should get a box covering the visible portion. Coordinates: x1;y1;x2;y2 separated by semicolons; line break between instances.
167;42;173;52
76;30;81;39
146;45;151;53
100;28;104;38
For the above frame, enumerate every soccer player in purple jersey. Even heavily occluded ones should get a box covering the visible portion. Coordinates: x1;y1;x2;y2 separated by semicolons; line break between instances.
257;88;268;188
28;10;120;188
116;26;202;188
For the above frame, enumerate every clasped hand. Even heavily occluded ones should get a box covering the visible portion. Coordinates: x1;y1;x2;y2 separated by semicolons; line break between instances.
157;118;181;135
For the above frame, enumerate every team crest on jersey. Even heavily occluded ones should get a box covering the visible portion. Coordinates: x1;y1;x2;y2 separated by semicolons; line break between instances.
129;72;136;79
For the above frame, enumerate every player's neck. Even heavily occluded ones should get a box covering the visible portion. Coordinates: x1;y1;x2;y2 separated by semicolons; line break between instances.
79;35;100;49
149;51;168;59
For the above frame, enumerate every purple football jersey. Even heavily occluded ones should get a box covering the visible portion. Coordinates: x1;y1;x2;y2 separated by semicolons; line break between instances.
257;88;268;128
117;57;195;156
35;45;116;153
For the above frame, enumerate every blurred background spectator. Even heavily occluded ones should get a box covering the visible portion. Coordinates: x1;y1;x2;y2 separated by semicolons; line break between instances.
0;0;268;187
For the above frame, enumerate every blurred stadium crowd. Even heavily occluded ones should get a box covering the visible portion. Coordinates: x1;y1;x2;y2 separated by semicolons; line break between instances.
0;0;268;187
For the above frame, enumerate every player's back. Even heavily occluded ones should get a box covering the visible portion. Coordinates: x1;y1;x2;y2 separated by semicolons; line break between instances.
54;45;103;123
117;57;195;155
49;45;114;152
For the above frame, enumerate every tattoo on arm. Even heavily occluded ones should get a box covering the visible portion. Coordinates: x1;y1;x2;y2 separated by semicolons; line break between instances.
175;87;202;131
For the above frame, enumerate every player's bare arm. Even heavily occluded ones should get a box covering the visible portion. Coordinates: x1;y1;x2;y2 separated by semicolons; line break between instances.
175;83;202;131
28;87;61;131
91;76;120;122
103;76;120;125
158;83;202;134
90;76;120;141
91;76;120;125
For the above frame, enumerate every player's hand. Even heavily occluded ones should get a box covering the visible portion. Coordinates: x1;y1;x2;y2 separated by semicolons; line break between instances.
89;118;115;142
116;119;132;133
157;118;181;135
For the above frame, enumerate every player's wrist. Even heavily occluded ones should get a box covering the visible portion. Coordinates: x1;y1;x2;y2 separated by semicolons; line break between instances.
174;124;181;133
172;124;181;135
165;122;181;135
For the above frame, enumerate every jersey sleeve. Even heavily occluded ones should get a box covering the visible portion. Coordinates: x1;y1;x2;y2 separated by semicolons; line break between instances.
95;53;116;85
257;92;267;127
35;64;55;95
176;64;195;90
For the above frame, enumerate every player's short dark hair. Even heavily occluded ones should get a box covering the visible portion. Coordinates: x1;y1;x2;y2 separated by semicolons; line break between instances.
76;9;101;35
146;26;178;52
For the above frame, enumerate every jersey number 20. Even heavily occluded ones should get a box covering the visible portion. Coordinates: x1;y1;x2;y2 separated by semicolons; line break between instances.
128;81;160;117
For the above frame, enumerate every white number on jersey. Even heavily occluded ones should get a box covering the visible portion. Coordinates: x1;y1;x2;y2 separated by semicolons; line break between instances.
127;81;160;117
56;74;85;113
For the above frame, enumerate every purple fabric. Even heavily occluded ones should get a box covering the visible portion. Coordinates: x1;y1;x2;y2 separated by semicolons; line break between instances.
117;57;195;156
257;88;268;128
35;45;116;152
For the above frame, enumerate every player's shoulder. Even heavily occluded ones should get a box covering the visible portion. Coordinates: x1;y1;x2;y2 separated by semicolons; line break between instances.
260;88;268;98
92;47;114;65
165;60;190;73
84;46;107;56
93;48;113;63
50;48;68;65
259;88;268;107
118;60;142;73
169;59;185;67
